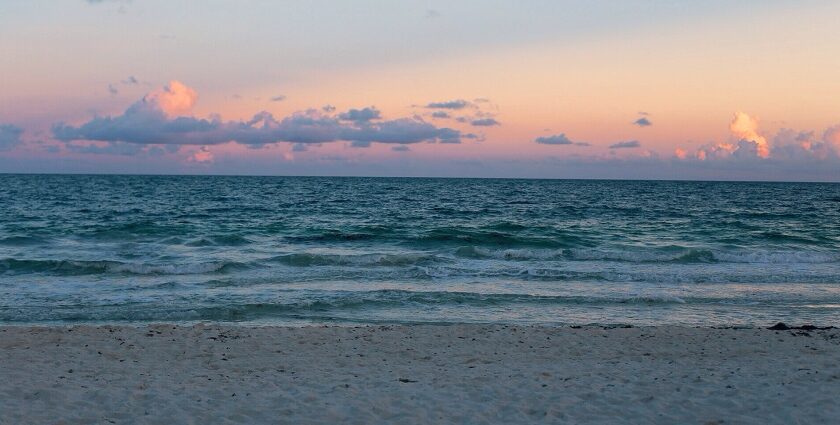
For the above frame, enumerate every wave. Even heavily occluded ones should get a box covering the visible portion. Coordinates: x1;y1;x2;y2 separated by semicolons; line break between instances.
0;290;692;322
414;227;577;248
455;246;839;264
0;235;48;246
184;234;253;247
0;258;242;276
269;252;443;267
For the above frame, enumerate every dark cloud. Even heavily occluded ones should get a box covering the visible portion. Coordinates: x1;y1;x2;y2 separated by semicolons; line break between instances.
431;111;451;119
66;141;145;156
392;145;410;152
122;76;139;85
292;143;308;152
338;107;381;123
426;99;470;110
271;95;287;102
535;133;574;145
350;140;371;148
471;118;499;127
633;117;652;127
609;140;641;149
0;124;23;150
461;133;483;142
52;95;463;147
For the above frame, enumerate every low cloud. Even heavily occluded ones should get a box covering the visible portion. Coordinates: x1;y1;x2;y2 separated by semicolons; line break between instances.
426;99;470;110
66;141;145;156
729;111;769;158
677;112;840;162
0;124;24;150
338;107;381;123
392;145;410;152
52;81;464;148
188;146;214;163
633;117;652;127
471;118;499;127
609;140;641;149
270;95;287;102
431;111;450;119
534;133;590;146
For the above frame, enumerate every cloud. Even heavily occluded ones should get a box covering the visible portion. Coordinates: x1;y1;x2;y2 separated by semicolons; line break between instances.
426;99;470;110
677;114;840;162
270;95;287;102
535;133;574;145
66;141;145;156
729;111;769;158
0;124;23;151
338;107;381;123
122;76;139;85
52;81;464;148
188;146;213;163
350;140;371;148
684;112;771;160
431;111;450;119
633;117;652;127
769;128;839;160
144;80;198;117
108;84;118;95
425;9;441;18
470;118;499;127
609;140;641;149
392;145;410;152
823;125;840;151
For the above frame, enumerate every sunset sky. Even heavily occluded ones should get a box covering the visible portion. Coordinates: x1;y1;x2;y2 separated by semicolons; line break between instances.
1;0;839;180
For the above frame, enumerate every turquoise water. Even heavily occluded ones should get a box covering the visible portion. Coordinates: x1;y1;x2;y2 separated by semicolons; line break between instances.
1;175;839;326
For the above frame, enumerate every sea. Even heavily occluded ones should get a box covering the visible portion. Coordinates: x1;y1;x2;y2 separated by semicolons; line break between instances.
1;174;838;326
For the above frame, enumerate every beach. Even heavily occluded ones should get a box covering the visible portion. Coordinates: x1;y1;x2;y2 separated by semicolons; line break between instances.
2;324;838;424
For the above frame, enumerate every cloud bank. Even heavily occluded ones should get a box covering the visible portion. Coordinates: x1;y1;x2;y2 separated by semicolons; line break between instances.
677;112;840;163
53;81;464;147
609;140;641;149
0;124;23;151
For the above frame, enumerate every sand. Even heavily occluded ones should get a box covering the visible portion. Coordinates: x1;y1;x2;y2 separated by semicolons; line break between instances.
1;324;838;424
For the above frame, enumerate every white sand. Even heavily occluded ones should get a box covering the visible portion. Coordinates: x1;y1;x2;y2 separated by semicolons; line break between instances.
1;324;838;424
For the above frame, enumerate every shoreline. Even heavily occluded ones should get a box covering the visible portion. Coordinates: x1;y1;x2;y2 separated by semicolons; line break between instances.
2;324;839;424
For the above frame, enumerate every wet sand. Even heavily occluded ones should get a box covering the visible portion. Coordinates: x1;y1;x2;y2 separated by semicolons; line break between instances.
1;324;839;424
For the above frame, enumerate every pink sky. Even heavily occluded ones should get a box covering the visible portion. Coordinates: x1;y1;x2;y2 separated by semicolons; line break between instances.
1;1;839;180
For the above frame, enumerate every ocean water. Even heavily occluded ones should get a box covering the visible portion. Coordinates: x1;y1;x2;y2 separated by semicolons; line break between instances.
1;174;839;326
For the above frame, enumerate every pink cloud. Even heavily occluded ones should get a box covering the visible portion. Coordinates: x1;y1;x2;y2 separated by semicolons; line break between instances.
144;81;198;117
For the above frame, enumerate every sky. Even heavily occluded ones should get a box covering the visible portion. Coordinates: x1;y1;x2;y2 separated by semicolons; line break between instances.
1;0;839;181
